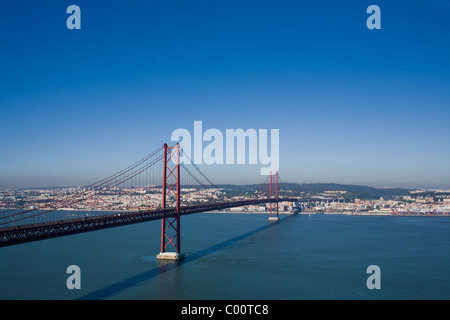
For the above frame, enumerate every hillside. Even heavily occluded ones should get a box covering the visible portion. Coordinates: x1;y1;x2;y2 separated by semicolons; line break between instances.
216;183;411;200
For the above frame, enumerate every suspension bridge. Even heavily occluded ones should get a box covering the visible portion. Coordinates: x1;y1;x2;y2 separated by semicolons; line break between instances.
0;143;297;259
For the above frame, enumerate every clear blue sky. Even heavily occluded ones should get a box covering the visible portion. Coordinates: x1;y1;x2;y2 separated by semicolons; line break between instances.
1;0;449;188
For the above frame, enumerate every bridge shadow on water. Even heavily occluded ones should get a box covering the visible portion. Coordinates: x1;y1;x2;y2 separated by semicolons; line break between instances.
77;214;295;300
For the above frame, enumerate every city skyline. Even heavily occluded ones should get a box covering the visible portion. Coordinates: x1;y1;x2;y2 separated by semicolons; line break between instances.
1;0;449;189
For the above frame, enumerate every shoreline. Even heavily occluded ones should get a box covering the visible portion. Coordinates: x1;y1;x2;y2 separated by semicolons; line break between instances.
2;208;448;217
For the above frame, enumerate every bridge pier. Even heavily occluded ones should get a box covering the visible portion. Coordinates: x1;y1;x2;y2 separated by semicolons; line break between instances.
157;252;185;261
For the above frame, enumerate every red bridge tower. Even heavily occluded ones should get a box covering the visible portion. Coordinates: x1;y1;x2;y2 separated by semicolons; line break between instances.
268;171;279;221
157;143;184;261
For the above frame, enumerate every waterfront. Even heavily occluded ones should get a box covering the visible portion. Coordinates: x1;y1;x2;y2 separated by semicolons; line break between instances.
0;213;449;300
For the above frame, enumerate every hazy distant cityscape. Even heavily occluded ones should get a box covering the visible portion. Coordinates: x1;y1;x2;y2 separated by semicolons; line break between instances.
2;184;450;216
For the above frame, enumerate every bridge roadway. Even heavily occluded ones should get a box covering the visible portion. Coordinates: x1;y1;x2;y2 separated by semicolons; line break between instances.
0;198;297;248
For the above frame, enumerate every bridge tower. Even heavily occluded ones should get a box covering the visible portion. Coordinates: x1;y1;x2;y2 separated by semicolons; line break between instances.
157;143;184;261
268;171;279;221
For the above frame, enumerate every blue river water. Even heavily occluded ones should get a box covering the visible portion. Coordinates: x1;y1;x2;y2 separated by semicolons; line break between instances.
0;213;449;300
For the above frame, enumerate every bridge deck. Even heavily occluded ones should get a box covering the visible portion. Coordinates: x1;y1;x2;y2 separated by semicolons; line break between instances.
0;198;296;248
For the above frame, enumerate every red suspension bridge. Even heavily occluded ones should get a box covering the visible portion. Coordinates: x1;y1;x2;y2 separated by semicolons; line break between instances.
0;143;296;259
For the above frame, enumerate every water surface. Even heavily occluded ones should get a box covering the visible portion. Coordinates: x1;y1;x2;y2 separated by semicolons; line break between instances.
0;213;449;300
